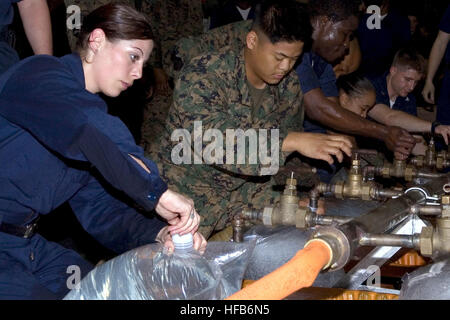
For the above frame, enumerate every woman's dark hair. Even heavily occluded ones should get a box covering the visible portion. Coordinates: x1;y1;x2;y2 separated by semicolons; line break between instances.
337;72;375;98
252;0;312;45
76;3;153;53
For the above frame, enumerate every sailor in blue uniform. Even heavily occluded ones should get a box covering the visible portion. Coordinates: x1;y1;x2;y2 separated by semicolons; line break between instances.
0;4;204;299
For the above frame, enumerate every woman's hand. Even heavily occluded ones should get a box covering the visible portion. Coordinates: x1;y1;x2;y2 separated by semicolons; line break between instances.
155;189;201;235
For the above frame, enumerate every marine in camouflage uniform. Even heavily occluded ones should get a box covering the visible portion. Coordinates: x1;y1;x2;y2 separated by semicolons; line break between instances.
139;0;204;154
147;20;306;239
64;0;136;52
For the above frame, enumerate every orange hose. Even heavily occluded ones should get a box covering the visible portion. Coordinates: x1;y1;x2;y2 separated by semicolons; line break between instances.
226;240;332;300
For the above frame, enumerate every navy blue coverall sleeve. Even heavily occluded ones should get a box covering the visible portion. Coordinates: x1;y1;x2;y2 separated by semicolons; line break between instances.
0;56;167;211
69;175;167;254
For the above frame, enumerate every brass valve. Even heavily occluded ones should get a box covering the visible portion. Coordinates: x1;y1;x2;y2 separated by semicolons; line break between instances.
419;188;450;257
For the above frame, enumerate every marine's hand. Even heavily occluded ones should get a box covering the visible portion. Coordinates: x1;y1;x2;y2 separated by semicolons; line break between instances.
155;189;200;235
285;132;353;165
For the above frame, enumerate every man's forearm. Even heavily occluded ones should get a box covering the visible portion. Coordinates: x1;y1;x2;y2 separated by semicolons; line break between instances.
369;104;431;132
426;31;449;83
18;0;53;55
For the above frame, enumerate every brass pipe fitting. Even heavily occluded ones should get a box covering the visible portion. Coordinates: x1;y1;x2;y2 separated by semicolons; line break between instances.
410;138;450;171
419;192;450;257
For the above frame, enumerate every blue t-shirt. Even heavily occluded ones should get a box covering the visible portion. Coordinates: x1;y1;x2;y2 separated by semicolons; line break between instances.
295;52;338;133
0;53;168;253
440;5;450;64
369;72;417;116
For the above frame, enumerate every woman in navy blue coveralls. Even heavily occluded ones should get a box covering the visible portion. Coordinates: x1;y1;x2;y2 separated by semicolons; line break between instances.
0;4;205;299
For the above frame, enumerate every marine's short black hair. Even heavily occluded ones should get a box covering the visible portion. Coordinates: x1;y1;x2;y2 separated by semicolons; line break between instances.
308;0;360;22
252;0;312;45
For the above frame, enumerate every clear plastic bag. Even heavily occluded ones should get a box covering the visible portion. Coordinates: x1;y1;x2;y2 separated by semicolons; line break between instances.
64;239;255;300
399;255;450;300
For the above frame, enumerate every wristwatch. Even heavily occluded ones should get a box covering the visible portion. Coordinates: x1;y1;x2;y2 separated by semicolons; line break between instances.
431;121;441;135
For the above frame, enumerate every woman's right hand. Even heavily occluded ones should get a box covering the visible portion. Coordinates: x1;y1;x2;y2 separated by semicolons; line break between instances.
155;189;201;235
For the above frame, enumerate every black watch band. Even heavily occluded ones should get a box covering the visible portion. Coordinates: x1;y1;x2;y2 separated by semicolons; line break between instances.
431;121;441;135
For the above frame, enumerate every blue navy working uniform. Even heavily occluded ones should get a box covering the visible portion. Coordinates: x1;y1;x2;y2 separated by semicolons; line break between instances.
356;72;417;161
296;52;339;134
0;0;21;74
295;52;339;182
436;6;450;126
0;53;168;299
369;71;418;117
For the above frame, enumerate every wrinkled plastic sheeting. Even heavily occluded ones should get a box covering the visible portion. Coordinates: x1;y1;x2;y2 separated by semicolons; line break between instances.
243;225;346;287
64;240;255;300
400;255;450;300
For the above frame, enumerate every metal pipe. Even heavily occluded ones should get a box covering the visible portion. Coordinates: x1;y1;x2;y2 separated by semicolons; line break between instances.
232;215;246;243
359;233;420;249
350;176;449;234
417;172;447;179
242;209;262;221
310;214;352;226
410;204;442;216
311;175;450;271
375;188;403;199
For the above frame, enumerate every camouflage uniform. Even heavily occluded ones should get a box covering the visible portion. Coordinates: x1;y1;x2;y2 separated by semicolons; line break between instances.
140;0;204;154
64;0;136;52
171;19;249;77
141;0;204;77
147;21;305;239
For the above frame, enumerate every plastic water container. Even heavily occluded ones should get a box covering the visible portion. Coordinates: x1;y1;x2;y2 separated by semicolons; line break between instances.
63;235;254;300
172;233;194;252
150;233;225;299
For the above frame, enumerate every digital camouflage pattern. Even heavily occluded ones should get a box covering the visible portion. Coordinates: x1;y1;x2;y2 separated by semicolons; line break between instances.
141;0;204;75
171;19;250;79
146;22;306;238
64;0;136;52
141;21;248;155
139;0;204;156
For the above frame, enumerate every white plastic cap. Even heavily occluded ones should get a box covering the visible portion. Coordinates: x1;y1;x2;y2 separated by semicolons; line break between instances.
172;233;193;250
